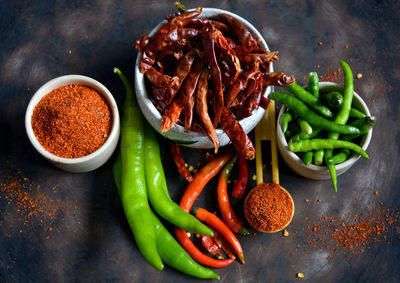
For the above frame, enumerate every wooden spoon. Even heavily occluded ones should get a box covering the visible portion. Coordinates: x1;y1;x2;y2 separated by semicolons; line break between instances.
244;100;295;233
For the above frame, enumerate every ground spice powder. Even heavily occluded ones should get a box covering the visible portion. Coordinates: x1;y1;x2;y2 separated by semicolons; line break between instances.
244;183;294;232
31;84;112;158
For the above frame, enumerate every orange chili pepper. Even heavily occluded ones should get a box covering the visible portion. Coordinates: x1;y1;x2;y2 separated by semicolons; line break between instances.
217;156;249;235
179;153;232;212
174;227;234;268
191;207;245;264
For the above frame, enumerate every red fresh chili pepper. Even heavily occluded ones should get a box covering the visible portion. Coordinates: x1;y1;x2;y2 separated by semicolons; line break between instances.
217;156;249;235
174;227;234;268
180;153;233;212
211;228;236;260
231;155;248;207
170;142;193;182
220;108;255;160
191;207;245;264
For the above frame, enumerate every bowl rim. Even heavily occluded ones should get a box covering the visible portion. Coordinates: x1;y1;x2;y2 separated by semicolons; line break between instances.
276;81;372;172
134;7;273;137
25;74;120;165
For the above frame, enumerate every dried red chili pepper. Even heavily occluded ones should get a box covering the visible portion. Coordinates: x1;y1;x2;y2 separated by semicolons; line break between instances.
218;13;258;48
217;156;249;235
261;72;295;87
145;67;179;89
201;24;224;128
160;99;183;132
180;59;203;131
191;207;245;264
170;142;193;182
238;51;279;70
224;63;259;107
231;155;248;207
229;77;257;107
174;227;234;268
201;235;222;256
220;108;255;160
259;95;271;110
195;68;219;153
177;28;200;38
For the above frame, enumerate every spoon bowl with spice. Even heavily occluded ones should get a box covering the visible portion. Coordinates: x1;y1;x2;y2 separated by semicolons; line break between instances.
25;75;120;173
244;100;295;233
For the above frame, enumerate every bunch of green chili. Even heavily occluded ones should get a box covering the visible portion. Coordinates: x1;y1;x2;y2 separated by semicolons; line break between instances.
113;68;219;279
270;61;375;192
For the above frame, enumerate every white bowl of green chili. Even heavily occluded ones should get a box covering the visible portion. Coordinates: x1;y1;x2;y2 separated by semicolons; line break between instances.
276;82;372;180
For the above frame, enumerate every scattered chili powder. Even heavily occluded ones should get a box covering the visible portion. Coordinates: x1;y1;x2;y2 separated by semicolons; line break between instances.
31;84;112;158
244;183;294;232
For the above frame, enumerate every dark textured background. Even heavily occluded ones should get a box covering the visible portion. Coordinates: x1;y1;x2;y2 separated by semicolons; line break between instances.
1;0;399;282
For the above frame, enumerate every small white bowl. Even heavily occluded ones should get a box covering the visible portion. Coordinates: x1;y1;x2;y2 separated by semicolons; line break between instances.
276;82;372;180
25;75;120;173
135;8;273;148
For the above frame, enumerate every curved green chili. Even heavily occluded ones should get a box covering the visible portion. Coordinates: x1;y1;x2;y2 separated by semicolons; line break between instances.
325;60;355;192
280;112;293;134
327;149;351;165
113;156;219;280
349;107;367;119
144;124;214;236
302;151;313;166
114;68;163;270
320;91;343;109
285;83;333;118
307;72;319;98
289;139;368;159
269;92;360;134
289;128;321;143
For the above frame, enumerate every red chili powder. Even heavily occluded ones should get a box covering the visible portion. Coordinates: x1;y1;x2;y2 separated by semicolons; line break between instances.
31;84;112;158
244;183;294;232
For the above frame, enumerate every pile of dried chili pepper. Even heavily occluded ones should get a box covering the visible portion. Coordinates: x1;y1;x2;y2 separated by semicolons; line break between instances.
136;5;294;159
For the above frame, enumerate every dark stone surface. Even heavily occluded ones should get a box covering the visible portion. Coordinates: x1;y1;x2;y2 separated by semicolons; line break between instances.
1;0;399;282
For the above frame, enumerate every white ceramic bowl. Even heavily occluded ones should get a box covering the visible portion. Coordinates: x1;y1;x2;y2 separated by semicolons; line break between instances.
135;8;273;148
276;82;372;180
25;75;120;173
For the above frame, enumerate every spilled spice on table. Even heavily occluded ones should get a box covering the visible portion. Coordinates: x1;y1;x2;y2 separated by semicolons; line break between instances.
0;169;79;238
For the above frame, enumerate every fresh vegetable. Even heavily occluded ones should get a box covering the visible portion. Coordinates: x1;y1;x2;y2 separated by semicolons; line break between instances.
113;155;219;280
307;72;319;98
289;127;322;143
113;67;163;270
298;118;312;134
280;112;293;134
231;155;249;207
320;91;343;109
170;142;193;182
285;83;333;118
289;139;368;159
191;207;245;264
324;60;355;192
327;149;351;165
144;126;213;236
302;151;313;166
217;156;249;235
349;107;367;119
269;92;360;134
313;149;325;166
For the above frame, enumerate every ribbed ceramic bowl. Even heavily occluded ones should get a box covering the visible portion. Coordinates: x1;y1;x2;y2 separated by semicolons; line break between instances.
135;8;273;148
276;82;372;180
25;75;120;173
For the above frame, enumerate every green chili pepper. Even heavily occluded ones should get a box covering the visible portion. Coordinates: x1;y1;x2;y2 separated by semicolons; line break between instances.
302;151;313;166
285;83;333;118
324;60;355;192
320;91;343;109
349;107;367;119
280;112;293;134
313;149;325;165
143;124;213;236
289;139;368;159
113;156;219;280
289;128;321;143
269;91;360;135
327;149;351;165
307;72;319;98
114;67;163;270
298;118;312;134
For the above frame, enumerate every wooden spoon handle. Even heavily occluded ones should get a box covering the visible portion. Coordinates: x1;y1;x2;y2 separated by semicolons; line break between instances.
269;100;280;185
